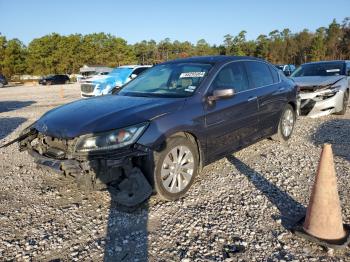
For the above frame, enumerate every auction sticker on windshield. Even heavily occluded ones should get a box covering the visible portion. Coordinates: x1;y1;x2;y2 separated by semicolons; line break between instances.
180;72;206;78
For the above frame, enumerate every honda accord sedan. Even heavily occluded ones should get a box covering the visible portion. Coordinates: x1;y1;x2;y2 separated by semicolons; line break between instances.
6;56;297;206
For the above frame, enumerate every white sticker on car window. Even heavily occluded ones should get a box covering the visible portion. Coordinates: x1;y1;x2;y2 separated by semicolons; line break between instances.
180;72;206;78
326;69;340;72
187;85;196;90
184;88;195;92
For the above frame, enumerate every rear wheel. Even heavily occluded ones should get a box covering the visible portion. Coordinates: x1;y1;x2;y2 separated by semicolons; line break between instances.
336;90;349;115
151;136;199;201
272;104;296;142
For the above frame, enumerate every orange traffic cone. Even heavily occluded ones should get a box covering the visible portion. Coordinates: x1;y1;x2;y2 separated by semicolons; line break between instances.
295;144;350;249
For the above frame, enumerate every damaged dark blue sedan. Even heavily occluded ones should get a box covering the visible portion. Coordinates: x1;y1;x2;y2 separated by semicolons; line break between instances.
7;56;297;206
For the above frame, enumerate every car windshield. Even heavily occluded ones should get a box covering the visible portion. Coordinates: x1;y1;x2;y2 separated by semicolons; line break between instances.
108;67;134;82
118;63;212;98
291;62;345;77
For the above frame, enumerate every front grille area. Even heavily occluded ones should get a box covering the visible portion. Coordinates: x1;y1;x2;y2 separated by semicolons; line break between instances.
81;83;95;93
30;133;75;160
299;86;318;93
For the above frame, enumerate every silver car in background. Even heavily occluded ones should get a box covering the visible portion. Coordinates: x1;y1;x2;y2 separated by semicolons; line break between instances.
292;60;350;118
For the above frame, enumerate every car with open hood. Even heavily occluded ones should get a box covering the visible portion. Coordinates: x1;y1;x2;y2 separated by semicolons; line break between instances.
291;60;350;117
4;56;297;206
80;65;152;97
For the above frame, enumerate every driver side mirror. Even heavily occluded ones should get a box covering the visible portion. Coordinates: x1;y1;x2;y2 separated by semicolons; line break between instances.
208;88;235;102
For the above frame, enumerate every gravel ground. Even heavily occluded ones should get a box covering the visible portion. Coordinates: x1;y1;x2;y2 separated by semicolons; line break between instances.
0;84;349;262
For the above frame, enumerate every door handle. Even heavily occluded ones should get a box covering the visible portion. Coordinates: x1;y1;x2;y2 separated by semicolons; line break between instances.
247;96;257;102
278;87;286;92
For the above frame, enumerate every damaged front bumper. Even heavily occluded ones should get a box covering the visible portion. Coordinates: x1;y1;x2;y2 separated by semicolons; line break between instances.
19;130;153;207
298;87;344;118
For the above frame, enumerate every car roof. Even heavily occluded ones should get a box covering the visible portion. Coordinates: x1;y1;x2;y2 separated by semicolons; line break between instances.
118;65;152;69
161;55;266;65
302;60;348;66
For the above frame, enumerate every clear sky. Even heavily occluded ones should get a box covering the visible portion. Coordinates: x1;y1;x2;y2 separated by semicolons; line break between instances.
1;0;349;45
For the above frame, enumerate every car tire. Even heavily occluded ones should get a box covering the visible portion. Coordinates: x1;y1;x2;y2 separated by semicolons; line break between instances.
148;136;199;201
335;90;349;115
271;104;296;142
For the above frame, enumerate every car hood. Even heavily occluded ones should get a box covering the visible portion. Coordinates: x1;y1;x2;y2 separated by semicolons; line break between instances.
90;74;129;87
34;95;186;138
82;75;109;82
292;76;345;89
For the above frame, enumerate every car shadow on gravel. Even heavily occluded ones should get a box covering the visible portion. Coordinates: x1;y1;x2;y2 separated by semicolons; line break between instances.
227;155;305;230
0;117;27;140
103;197;149;262
0;100;36;113
311;119;350;162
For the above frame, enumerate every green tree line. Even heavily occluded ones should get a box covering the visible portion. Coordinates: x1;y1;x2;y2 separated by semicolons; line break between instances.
0;18;349;78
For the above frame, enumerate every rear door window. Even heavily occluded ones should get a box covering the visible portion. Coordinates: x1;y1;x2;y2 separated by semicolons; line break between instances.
245;61;274;88
269;65;280;83
212;62;249;93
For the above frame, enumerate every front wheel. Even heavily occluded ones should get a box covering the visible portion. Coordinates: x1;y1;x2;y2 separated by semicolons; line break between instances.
151;136;199;201
271;104;296;142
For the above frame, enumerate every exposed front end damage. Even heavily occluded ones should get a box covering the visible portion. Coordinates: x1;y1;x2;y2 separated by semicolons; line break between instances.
18;129;153;207
295;76;348;118
298;86;344;118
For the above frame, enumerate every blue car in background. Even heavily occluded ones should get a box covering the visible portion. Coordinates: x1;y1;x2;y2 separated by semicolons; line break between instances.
80;65;152;97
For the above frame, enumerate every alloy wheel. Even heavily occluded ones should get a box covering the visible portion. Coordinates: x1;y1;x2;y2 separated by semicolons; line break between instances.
281;108;294;137
160;145;194;193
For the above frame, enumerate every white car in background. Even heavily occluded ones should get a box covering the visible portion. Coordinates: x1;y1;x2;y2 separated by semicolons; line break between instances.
292;60;350;117
80;65;152;98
